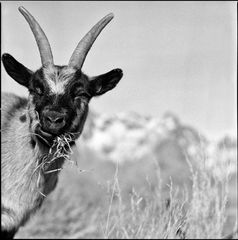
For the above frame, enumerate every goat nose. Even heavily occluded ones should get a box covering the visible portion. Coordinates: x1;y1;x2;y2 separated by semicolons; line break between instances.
44;111;66;131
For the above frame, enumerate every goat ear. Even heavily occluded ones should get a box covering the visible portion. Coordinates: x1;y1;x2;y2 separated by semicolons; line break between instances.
89;68;123;96
2;53;33;88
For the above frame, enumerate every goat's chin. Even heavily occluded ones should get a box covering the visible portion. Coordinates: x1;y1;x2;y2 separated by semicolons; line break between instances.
34;124;77;147
34;124;56;146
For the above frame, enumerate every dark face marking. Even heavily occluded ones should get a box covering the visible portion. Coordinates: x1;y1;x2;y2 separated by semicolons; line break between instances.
28;66;92;142
2;53;123;145
19;114;27;122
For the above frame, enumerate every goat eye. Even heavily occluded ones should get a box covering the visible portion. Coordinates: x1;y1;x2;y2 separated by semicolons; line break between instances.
74;89;90;99
79;93;90;98
74;94;89;101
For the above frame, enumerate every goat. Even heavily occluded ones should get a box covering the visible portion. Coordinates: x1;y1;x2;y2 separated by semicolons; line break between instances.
1;6;123;239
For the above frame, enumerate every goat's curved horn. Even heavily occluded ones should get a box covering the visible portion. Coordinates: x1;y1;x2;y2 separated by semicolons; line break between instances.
18;6;54;67
68;13;114;69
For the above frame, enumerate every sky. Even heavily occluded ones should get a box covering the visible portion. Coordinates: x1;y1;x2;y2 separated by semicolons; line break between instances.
1;1;237;139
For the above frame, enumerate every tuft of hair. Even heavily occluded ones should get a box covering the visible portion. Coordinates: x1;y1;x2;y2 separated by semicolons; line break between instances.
33;133;77;197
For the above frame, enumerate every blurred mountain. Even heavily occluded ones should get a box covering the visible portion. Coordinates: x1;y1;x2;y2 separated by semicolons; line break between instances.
78;110;237;177
80;111;203;161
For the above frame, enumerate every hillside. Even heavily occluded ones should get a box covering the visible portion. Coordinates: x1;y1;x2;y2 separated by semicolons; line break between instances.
15;111;237;239
80;111;236;177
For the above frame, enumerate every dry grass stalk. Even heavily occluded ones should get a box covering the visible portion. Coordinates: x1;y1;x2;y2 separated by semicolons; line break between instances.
32;133;77;196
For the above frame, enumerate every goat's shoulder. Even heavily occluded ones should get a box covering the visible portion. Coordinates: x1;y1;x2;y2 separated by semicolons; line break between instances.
1;92;28;129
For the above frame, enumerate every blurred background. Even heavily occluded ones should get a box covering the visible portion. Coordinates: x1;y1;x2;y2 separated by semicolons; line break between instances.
1;1;236;139
1;1;237;239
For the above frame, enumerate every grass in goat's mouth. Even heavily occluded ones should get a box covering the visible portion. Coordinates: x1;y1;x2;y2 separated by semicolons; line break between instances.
32;133;76;197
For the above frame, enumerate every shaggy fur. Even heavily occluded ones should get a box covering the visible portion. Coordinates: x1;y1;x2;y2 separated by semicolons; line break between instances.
1;93;64;232
1;66;122;237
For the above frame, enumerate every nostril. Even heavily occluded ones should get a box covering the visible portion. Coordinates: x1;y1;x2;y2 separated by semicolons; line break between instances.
45;116;53;123
55;117;64;124
46;116;64;124
44;111;66;130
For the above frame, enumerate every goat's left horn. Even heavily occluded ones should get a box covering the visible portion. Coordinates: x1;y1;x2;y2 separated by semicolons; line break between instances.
68;13;114;69
18;6;54;67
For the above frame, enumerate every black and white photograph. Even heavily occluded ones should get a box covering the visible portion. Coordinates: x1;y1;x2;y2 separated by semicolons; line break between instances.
1;1;237;239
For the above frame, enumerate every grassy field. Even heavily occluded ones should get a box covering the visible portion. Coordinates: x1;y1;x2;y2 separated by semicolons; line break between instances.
15;142;237;239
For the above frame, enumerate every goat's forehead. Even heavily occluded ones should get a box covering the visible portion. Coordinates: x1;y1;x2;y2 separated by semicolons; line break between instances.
43;66;77;94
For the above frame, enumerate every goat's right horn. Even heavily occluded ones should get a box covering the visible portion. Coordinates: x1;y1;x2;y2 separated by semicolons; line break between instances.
68;13;114;69
18;6;54;67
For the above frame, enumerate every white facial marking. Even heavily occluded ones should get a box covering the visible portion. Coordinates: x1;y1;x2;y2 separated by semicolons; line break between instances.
47;81;67;94
43;66;76;94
